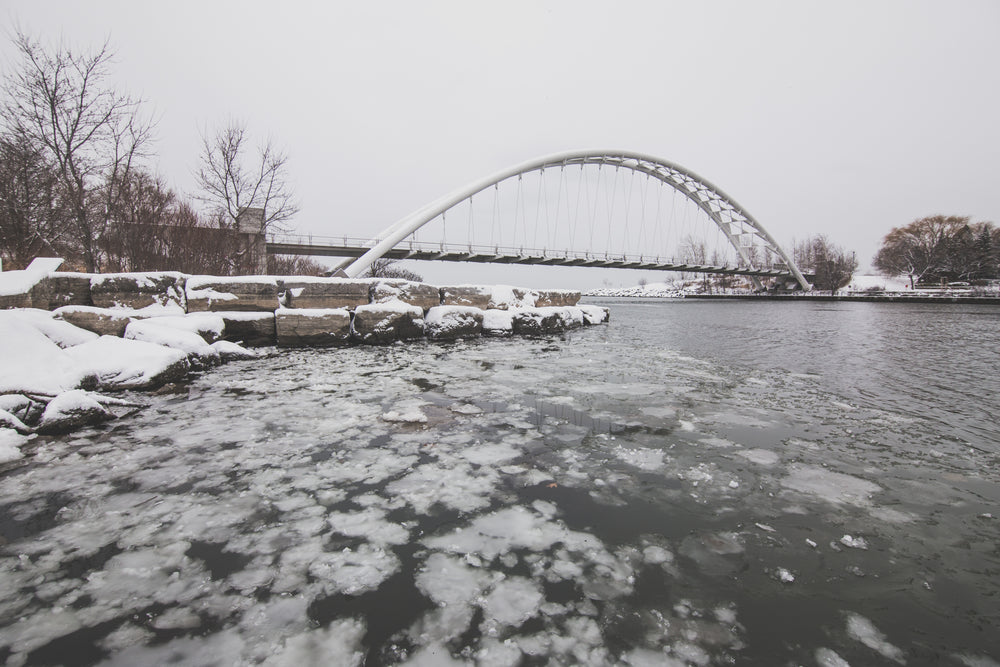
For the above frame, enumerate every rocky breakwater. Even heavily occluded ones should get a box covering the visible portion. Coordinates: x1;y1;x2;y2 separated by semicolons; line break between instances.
0;262;610;457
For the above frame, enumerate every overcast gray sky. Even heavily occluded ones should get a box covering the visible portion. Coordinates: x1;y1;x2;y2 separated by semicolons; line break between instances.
4;1;998;288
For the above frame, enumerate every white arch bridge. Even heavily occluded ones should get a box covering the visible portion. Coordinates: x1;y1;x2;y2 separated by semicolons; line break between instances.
267;150;811;291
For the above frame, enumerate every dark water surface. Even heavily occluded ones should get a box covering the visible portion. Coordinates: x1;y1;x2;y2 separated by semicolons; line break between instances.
1;298;998;666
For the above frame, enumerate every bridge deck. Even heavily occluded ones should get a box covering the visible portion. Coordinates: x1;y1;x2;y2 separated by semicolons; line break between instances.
267;242;800;279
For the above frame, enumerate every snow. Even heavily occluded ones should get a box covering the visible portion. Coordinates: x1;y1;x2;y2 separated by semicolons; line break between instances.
13;309;98;348
125;319;218;360
64;336;190;389
0;312;81;394
489;285;536;309
355;299;423;316
846;274;911;292
186;275;278;288
0;258;63;296
482;309;514;334
276;306;350;319
0;429;28;463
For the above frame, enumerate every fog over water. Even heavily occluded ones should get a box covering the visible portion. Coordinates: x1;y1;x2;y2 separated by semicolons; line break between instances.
0;299;997;665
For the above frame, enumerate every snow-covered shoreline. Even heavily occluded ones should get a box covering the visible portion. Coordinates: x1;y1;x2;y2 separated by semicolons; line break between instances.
0;262;610;461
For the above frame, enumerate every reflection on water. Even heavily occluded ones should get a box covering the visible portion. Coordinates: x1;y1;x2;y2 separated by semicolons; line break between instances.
0;299;998;666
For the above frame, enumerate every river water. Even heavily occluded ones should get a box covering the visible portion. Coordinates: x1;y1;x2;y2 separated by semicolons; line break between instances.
1;299;998;666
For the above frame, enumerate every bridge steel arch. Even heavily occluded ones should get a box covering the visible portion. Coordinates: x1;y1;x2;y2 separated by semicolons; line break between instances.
342;150;811;291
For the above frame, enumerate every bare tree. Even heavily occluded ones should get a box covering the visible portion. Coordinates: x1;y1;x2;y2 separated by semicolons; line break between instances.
0;131;69;268
195;120;299;233
365;258;424;282
873;215;970;288
796;235;857;294
1;30;154;271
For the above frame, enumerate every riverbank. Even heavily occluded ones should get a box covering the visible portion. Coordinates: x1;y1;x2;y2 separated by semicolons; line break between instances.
0;262;609;461
686;293;1000;304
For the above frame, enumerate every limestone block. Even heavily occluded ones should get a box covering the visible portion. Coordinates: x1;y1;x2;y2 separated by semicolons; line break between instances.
276;308;352;347
30;274;94;310
186;276;279;312
36;390;115;434
512;307;584;335
482;309;514;337
439;285;492;309
534;289;581;307
353;301;425;345
487;285;537;310
424;306;484;341
54;306;134;337
0;293;33;309
279;278;372;310
90;272;185;310
371;279;441;311
217;312;277;346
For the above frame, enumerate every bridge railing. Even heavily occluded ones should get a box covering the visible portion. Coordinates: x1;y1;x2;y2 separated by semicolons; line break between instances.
266;233;791;274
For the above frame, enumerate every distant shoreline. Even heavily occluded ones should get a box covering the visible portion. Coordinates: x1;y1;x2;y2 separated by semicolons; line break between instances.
590;293;1000;305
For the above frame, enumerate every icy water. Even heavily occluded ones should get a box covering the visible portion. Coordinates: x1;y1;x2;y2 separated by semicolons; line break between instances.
1;299;998;666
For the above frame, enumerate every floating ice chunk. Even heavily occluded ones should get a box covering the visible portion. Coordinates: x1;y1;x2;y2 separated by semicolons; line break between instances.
774;567;796;583
151;607;201;630
671;641;711;666
781;464;881;507
423;505;603;561
815;647;851;667
463;442;521;466
738;448;780;466
642;545;674;565
382;407;428;423
328;508;409;545
728;480;740;489
416;553;494;607
754;523;776;533
481;577;544;628
386;461;497;514
713;605;738;624
307;544;400;596
846;613;905;663
263;618;366;667
840;535;869;550
613;445;666;471
409;604;476;645
806;538;818;548
450;402;483;415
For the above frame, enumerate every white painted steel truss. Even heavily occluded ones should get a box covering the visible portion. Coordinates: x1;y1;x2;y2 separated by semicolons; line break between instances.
342;150;810;290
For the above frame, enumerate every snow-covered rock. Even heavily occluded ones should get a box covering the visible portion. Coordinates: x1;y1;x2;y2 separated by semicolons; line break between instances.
371;279;440;311
277;277;372;310
124;319;220;367
439;285;492;309
424;306;483;341
482;309;514;336
90;272;186;310
353;300;425;344
54;305;135;337
217;311;277;346
186;276;280;312
64;336;190;390
276;308;352;347
37;390;115;434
